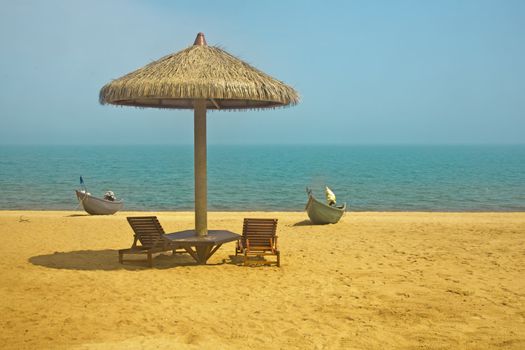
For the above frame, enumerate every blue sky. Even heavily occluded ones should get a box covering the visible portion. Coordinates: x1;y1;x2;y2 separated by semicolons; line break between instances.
0;0;524;145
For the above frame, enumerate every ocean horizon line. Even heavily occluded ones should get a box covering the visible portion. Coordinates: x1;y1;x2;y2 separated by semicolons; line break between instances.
1;143;525;147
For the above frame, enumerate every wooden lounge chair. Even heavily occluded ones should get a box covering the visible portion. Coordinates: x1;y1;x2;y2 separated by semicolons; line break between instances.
119;216;185;267
236;218;280;267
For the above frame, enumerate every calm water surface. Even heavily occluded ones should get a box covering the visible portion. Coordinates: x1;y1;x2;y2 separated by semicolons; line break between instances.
0;145;523;211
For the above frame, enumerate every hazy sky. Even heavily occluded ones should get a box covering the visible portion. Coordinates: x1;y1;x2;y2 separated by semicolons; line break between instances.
0;0;524;145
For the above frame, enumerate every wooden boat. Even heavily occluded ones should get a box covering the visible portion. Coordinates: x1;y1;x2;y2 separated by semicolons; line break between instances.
75;190;124;215
305;188;346;224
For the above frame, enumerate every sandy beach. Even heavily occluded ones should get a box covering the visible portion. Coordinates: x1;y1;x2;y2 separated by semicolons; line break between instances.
0;210;523;349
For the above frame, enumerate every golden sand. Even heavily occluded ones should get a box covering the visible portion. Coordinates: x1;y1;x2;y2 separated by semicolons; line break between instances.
0;211;523;349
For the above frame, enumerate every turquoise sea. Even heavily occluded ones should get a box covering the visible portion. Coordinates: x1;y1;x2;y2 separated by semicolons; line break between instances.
0;145;523;211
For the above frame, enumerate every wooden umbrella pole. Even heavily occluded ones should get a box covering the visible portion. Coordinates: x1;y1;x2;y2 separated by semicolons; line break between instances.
194;99;208;236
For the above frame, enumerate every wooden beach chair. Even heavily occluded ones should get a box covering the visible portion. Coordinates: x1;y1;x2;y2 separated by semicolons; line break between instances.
236;218;280;267
119;216;185;267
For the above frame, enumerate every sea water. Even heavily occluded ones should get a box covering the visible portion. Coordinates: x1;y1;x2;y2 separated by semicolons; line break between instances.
0;145;523;211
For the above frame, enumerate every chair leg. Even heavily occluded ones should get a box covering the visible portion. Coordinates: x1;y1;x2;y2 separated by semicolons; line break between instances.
147;252;153;267
243;249;248;266
276;251;280;267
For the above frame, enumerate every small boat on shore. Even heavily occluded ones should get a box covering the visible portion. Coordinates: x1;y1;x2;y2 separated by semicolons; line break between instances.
305;188;346;224
75;177;123;215
76;190;124;215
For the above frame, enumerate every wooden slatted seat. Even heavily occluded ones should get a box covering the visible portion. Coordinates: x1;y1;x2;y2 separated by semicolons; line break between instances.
119;216;185;267
236;218;280;267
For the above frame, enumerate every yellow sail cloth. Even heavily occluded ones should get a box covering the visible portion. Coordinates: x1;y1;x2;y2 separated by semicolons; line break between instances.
325;186;336;205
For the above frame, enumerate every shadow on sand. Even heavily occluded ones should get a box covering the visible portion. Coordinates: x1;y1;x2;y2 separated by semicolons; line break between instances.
29;250;226;271
226;254;275;267
292;219;315;227
65;214;91;217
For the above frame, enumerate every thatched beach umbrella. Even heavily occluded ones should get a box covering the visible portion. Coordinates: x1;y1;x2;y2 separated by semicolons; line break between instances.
100;33;299;238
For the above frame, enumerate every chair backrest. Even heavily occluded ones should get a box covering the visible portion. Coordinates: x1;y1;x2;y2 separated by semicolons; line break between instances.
243;218;278;249
127;216;165;247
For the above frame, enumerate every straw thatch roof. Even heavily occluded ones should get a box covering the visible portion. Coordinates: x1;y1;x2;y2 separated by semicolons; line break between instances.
99;33;299;110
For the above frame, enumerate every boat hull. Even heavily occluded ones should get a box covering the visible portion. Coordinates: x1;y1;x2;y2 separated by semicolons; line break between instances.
305;193;345;225
75;190;124;215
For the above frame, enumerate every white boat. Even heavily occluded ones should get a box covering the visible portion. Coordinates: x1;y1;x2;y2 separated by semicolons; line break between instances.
75;190;124;215
305;188;346;224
